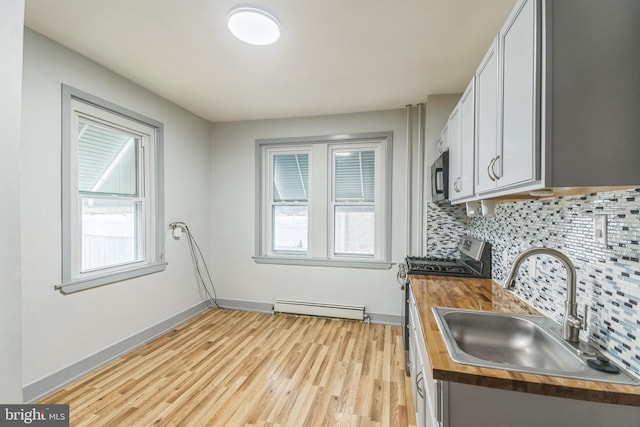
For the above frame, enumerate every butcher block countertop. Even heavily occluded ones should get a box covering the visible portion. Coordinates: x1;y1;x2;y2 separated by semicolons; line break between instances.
409;275;640;406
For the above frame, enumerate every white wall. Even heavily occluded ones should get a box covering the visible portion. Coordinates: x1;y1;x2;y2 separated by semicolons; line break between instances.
209;110;408;319
21;30;212;386
0;0;25;403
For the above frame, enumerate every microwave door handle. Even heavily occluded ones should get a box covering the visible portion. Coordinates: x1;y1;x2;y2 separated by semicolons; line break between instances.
434;167;444;194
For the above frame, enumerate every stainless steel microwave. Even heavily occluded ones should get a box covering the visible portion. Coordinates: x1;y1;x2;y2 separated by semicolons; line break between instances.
431;150;449;202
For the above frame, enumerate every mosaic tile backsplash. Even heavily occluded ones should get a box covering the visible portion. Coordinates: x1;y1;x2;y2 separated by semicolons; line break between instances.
425;188;640;377
424;202;467;258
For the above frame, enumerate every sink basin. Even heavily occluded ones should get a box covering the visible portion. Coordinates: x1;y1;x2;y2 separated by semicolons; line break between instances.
442;310;584;372
433;307;640;385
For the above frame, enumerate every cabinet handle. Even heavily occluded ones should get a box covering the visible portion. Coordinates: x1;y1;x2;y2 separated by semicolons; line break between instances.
416;371;425;399
492;155;501;180
487;157;497;182
454;177;461;193
435;380;443;422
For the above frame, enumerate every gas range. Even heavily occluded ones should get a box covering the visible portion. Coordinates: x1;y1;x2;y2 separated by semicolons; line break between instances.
405;257;478;276
405;235;492;279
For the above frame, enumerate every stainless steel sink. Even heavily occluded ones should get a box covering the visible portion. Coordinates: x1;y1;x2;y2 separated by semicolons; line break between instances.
433;307;640;385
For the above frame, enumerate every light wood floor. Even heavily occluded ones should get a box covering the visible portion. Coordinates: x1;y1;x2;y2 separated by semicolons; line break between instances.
40;308;417;426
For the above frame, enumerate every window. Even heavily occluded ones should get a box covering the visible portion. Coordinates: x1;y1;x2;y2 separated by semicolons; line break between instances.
59;85;165;293
271;150;310;254
256;132;392;269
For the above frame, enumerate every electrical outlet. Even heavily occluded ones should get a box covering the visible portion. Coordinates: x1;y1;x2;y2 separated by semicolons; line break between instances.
594;214;608;245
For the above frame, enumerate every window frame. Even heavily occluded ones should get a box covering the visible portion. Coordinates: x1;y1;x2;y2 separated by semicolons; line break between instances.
254;132;392;269
58;85;166;293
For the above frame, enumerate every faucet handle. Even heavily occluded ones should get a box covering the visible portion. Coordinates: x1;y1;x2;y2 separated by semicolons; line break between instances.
581;304;589;331
568;305;589;331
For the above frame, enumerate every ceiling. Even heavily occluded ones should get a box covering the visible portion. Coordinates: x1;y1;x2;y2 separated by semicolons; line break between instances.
24;0;516;123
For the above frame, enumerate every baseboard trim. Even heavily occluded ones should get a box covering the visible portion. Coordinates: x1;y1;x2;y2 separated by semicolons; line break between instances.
23;301;210;403
217;298;401;326
367;312;402;326
215;298;273;314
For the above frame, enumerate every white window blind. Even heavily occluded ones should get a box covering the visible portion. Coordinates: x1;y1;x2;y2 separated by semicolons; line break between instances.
334;150;375;202
273;153;309;202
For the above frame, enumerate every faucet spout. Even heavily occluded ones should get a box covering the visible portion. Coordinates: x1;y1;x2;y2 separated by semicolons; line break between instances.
503;247;582;343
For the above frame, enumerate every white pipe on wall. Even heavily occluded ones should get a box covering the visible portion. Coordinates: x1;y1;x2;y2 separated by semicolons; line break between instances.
405;104;413;256
416;103;425;256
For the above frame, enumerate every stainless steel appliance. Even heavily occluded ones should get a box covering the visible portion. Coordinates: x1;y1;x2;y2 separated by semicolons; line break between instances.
398;235;492;373
430;150;449;202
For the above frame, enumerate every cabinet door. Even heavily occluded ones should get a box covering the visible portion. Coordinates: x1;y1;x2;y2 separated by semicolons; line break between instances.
458;79;475;200
447;104;462;201
449;79;475;204
414;344;429;427
499;0;539;188
440;124;448;152
475;36;500;194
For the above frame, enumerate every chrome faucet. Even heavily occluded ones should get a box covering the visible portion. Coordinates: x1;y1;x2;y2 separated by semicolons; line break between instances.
503;247;584;343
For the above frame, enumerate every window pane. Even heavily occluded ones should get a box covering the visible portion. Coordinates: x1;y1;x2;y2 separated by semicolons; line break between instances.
273;205;308;253
334;205;374;256
81;198;143;271
273;153;308;202
335;150;375;201
78;118;138;195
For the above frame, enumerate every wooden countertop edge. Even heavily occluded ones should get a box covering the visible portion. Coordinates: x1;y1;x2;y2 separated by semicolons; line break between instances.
432;367;640;406
409;275;640;407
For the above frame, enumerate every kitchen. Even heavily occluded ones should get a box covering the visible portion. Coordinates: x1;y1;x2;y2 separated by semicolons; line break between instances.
2;0;640;425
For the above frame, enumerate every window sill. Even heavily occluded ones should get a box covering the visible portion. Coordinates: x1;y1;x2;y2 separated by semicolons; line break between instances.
252;256;393;270
56;262;167;294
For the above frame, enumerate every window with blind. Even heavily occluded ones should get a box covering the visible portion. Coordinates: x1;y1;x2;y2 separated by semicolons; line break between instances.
59;85;165;293
256;132;392;268
332;148;376;256
272;151;310;253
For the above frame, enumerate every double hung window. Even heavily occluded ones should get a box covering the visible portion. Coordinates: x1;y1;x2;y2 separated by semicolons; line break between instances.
256;132;392;268
59;85;165;293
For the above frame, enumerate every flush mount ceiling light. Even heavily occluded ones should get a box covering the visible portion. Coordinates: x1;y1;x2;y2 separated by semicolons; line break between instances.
227;6;281;46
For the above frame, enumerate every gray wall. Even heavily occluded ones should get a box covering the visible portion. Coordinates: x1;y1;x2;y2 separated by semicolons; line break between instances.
21;30;213;388
0;0;25;403
209;110;409;320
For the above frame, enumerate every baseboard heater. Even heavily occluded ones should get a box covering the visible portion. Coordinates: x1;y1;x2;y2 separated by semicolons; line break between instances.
273;299;365;321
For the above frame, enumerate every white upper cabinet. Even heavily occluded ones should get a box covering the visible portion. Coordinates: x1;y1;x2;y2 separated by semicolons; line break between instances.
468;0;640;200
474;37;500;194
459;80;476;200
448;79;475;203
447;104;461;201
498;0;538;190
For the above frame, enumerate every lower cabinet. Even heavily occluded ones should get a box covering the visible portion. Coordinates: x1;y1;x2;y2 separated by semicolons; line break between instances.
408;286;446;427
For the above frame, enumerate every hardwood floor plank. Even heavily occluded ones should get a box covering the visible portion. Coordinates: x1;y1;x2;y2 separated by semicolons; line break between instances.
39;309;416;426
